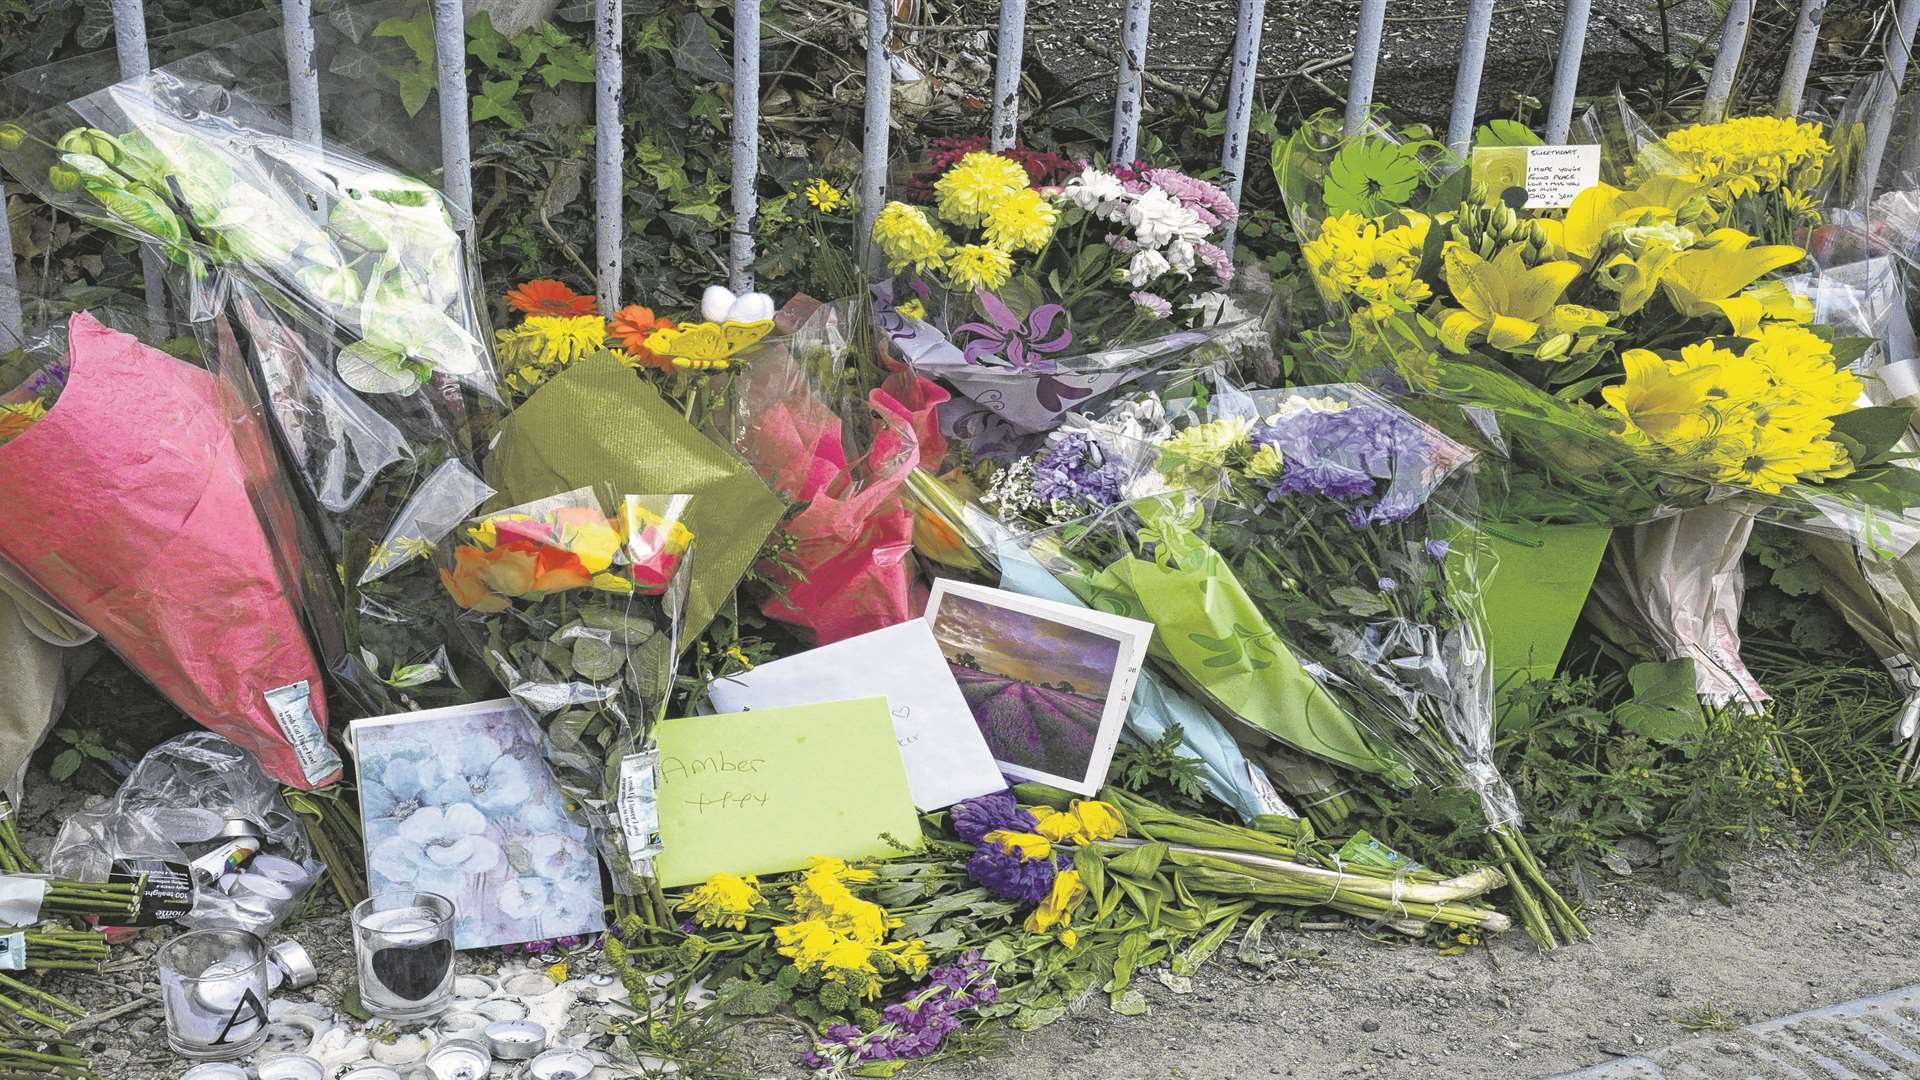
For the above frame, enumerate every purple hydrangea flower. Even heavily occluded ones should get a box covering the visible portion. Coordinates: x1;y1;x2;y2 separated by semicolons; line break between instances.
950;792;1035;843
1032;432;1127;513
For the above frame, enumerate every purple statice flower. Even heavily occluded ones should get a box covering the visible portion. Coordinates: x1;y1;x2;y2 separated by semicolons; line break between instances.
966;842;1057;902
950;792;1035;843
1032;432;1126;513
1193;240;1236;287
1129;291;1173;319
1424;539;1450;559
1145;169;1238;228
799;953;1000;1071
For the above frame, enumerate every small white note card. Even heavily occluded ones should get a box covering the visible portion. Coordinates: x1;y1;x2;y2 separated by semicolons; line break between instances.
706;621;1006;810
1473;144;1601;209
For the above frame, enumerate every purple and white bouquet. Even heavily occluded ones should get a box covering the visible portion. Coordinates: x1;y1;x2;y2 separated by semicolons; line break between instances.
870;152;1265;457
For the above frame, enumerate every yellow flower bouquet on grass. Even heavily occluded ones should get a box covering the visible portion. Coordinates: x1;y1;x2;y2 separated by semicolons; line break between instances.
872;150;1261;450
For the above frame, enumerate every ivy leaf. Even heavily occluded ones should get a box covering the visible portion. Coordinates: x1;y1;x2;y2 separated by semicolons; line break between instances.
466;12;513;70
372;15;436;65
385;64;436;118
1324;139;1424;217
472;79;529;130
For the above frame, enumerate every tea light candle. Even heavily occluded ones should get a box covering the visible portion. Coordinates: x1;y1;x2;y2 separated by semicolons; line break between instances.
424;1037;493;1080
527;1048;598;1080
485;1019;548;1060
181;960;263;1045
255;1055;326;1080
339;1069;404;1080
180;1065;249;1080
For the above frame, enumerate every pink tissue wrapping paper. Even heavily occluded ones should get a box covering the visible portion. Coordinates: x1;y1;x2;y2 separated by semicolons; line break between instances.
740;354;948;644
0;312;335;788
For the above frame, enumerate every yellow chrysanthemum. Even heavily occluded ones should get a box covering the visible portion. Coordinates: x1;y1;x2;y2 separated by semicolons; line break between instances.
871;202;950;275
895;297;927;321
678;872;766;930
934;151;1031;227
1655;116;1832;195
1158;417;1254;487
1740;322;1861;418
496;314;609;395
1712;421;1850;493
804;178;846;213
946;243;1014;291
1301;211;1433;319
981;187;1059;254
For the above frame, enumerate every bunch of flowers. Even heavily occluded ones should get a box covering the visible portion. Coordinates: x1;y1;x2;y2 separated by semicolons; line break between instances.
0;360;64;446
438;489;695;908
676;858;932;1005
800;951;999;1071
903;136;1077;201
1633;115;1832;244
951;792;1123;947
495;279;777;401
979;430;1133;527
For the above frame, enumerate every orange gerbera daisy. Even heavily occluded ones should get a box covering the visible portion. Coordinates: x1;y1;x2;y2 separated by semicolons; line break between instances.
507;279;598;317
608;304;678;370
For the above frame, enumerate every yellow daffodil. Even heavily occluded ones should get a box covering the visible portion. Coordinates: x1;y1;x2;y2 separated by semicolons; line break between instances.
678;872;765;930
1024;869;1089;937
1658;229;1806;335
1434;242;1584;353
1032;800;1128;845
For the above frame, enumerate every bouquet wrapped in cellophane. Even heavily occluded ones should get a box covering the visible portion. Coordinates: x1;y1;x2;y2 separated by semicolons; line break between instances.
869;149;1267;458
1274;109;1920;705
0;65;503;720
979;380;1583;946
437;488;694;915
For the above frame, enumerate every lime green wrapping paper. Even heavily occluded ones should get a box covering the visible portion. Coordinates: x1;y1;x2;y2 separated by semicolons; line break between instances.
1054;501;1408;785
481;355;785;642
1467;523;1611;711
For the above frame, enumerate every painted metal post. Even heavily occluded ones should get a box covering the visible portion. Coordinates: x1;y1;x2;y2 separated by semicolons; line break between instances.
0;176;21;347
729;0;759;291
431;0;473;228
1774;0;1827;116
1218;0;1266;254
1543;0;1593;144
1861;0;1920;198
1445;0;1497;160
990;0;1028;150
1699;0;1752;123
858;0;892;275
111;0;170;336
281;0;322;144
1111;0;1151;162
1343;0;1388;136
595;0;624;310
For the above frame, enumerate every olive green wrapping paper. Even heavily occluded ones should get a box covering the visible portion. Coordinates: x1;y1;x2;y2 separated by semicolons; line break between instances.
481;355;785;643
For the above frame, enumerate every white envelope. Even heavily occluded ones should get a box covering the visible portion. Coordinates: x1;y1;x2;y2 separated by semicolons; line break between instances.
705;621;1006;810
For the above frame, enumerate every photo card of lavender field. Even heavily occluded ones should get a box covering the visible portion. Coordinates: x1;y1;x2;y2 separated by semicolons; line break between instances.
923;580;1153;795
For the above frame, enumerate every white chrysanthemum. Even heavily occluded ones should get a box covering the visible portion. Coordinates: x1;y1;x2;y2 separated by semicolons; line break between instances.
1127;186;1209;248
1064;167;1127;211
1124;247;1172;287
1265;396;1351;424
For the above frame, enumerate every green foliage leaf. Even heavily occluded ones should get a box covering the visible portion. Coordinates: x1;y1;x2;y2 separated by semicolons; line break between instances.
1328;584;1391;617
1614;661;1706;744
51;749;81;782
1829;405;1913;467
1473;119;1544;147
473;78;529;129
1324;139;1425;217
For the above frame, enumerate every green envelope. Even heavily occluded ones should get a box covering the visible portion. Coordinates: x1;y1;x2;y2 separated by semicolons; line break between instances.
483;354;785;643
1466;522;1613;718
653;697;922;887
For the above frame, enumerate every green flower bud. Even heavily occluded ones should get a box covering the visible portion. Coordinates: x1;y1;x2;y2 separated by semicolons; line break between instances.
57;127;118;164
1535;333;1573;361
0;124;24;152
47;162;81;192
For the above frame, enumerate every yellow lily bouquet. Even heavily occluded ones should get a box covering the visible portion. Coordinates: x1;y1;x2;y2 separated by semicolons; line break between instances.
1274;112;1914;525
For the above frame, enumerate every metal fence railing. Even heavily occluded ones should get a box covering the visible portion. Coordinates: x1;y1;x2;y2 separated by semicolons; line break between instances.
3;0;1917;347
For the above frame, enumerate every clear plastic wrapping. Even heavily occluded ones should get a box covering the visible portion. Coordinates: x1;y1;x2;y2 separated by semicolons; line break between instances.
0;58;501;719
47;732;323;934
435;489;695;893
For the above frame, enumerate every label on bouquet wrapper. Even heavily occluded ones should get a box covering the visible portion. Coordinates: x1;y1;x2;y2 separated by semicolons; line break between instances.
266;681;342;786
1471;144;1601;209
617;751;663;872
1246;762;1298;819
0;932;24;971
110;860;196;925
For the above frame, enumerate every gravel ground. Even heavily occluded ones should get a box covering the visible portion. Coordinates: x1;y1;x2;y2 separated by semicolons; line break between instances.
28;736;1920;1080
